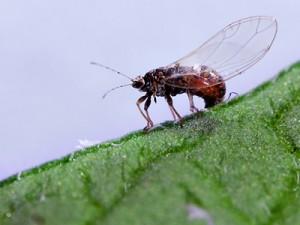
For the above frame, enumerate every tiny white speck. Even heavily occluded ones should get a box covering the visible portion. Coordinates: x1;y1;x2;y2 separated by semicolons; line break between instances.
186;204;214;225
40;194;46;202
17;172;22;181
193;64;201;71
75;139;99;149
111;143;120;147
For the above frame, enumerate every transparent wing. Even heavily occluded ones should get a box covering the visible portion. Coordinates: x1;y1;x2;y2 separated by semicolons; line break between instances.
167;16;278;83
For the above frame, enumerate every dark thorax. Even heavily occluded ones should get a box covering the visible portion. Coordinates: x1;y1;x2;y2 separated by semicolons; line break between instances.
140;66;193;97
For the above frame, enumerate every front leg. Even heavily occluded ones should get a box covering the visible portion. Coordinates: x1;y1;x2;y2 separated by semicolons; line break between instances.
144;96;153;131
136;95;153;131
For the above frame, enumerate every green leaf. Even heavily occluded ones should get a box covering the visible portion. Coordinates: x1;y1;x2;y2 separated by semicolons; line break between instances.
1;62;300;225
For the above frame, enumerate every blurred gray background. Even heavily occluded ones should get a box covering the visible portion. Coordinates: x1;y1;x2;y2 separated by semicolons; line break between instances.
0;0;299;181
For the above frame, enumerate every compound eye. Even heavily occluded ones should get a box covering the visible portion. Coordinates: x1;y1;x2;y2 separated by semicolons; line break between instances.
132;79;144;88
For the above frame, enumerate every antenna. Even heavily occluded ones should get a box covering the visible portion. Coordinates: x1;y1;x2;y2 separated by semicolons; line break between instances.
102;83;132;99
90;61;133;81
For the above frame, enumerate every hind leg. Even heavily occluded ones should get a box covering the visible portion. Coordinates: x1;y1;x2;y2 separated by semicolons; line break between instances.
187;91;199;113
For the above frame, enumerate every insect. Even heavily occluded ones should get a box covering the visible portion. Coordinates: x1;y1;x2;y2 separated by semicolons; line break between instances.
92;16;278;131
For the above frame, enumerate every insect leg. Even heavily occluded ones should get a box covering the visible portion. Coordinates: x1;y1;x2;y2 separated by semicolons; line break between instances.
167;101;177;121
226;91;239;101
144;96;154;130
187;90;199;113
165;95;182;122
137;95;149;121
136;95;153;131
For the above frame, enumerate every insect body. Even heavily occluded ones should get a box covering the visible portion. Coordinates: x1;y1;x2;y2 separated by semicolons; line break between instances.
94;16;278;131
132;65;226;129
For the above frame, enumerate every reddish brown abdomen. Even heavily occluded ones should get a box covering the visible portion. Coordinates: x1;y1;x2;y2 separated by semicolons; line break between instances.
186;70;226;108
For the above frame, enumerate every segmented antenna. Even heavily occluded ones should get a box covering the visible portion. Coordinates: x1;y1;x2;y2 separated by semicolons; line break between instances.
102;83;132;99
90;61;133;81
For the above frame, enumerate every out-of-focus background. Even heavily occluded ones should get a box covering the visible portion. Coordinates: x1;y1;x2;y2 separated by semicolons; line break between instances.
0;0;299;181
